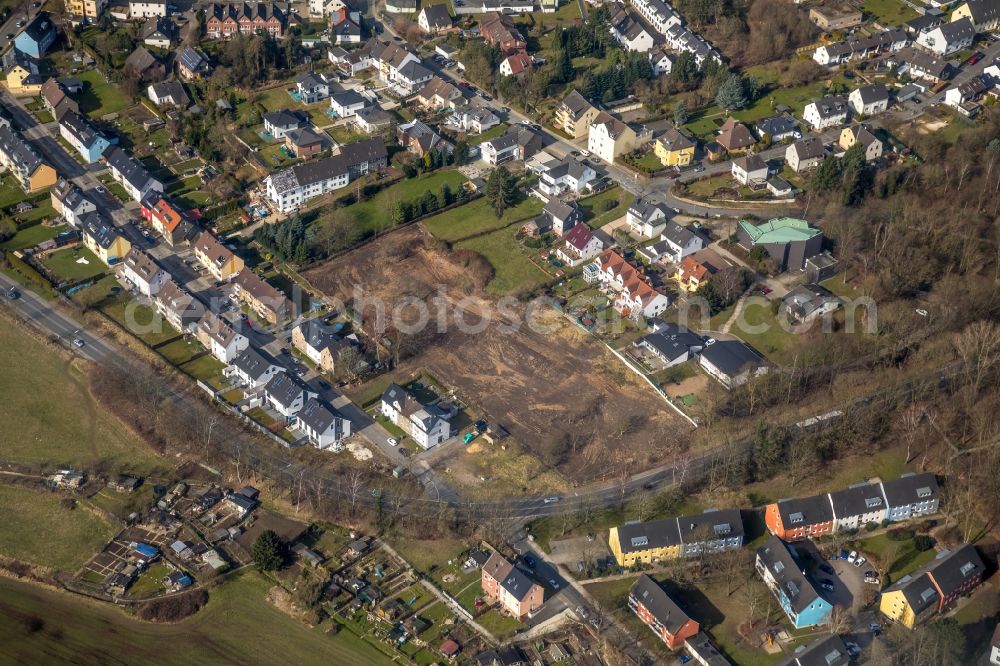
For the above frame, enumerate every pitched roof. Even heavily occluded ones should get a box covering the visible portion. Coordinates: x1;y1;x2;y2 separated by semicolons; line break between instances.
828;481;885;518
776;493;834;527
756;114;799;137
614;516;682;553
852;83;889;105
417;76;462;102
499;566;537;601
177;46;211;73
197;311;241;348
295;319;346;355
0;125;47;177
297;397;346;433
125;47;159;73
700;340;766;377
105;146;157;191
881;472;938;508
559;89;593;118
263;109;308;129
123;247;164;283
676;508;744;544
80;212;123;250
808;95;849;119
591;111;630;139
777;634;849;666
629;575;694;635
330;89;367;107
501;52;532;75
733;153;767;173
628;196;669;223
193;231;236;268
60;109;108;150
756;536;824;614
20;12;54;44
717;118;755;150
563;224;595;251
482;551;514;583
791;137;826;160
937;16;975;41
739;217;821;244
656;127;695;151
420;3;451;28
925;545;985;597
264;371;312;409
230;347;279;379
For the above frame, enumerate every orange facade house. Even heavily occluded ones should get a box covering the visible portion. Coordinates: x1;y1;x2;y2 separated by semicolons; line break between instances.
481;551;544;621
629;575;699;649
765;495;834;541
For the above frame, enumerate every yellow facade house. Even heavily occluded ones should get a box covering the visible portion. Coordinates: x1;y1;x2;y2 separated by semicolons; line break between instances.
80;212;132;265
193;231;245;282
3;50;44;95
654;128;696;167
554;89;601;140
0;124;57;193
608;518;683;566
66;0;107;23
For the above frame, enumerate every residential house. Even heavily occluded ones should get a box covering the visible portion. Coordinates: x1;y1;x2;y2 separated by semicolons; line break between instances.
226;347;282;390
594;250;671;318
447;106;500;135
263;372;317;421
380;383;454;449
848;83;890;117
415;77;464;111
803;96;849;130
736;217;823;271
699;339;768;388
808;4;862;30
881;472;939;522
264;138;387;212
685;633;733;666
205;3;286;38
225;486;259;516
530;198;579;236
610;8;656;53
195;311;249;363
292;319;356;374
121;247;168;297
554;89;600;139
944;74;991;108
555;224;604;267
765;494;835;542
715;117;756;154
629;575;699;650
481;551;544;621
329;89;368;118
385;0;416;12
633;321;704;368
418;3;452;32
951;0;1000;31
588;112;651;163
141;16;175;48
777;635;850;666
177;46;213;80
649;48;676;76
656;220;705;263
154;279;205;332
499;52;533;78
354;107;394;135
129;0;165;18
537;157;596;196
124;47;164;81
781;283;840;324
0;125;56;193
2;49;44;94
105;146;164;202
653;128;696;167
296;397;351;450
663;24;721;65
329;7;361;44
673;248;728;293
14;13;56;58
626;196;670;238
147;80;190;108
813;29;909;66
756;536;834;629
51;179;95;226
193;231;244;281
479;12;525;54
891;47;955;83
785;137;826;173
41;78;78;120
916;17;975;55
397;119;453;158
880;545;985;627
755;115;800;142
479;126;542;165
66;0;106;24
285;127;331;160
839;124;883;161
608;508;743;566
295;72;330;104
630;0;682;34
80;212;132;265
140;196;194;246
233;268;291;324
731;154;768;186
263;110;309;139
828;482;888;532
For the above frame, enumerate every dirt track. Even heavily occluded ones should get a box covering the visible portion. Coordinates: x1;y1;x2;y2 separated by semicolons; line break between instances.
303;227;692;482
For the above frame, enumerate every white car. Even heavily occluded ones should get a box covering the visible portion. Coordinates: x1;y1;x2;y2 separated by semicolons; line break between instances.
579;150;590;158
387;438;399;447
854;556;866;568
847;550;858;564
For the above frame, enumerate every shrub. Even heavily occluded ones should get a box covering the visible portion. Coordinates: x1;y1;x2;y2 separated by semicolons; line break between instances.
600;198;619;212
136;589;208;622
914;535;934;552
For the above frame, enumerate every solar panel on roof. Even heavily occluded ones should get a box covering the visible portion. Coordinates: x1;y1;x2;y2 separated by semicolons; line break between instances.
917;486;933;498
960;561;976;577
789;512;804;524
631;536;649;547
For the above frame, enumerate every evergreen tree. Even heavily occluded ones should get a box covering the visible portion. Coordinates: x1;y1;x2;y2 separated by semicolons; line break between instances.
485;166;517;218
453;140;470;166
673;101;689;126
716;73;748;110
252;530;284;571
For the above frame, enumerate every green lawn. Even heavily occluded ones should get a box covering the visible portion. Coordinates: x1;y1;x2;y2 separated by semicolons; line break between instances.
326;124;367;145
156;338;203;365
0;315;163;471
0;485;117;572
316;170;468;237
863;0;918;25
455;226;552;296
476;608;522;639
1;223;66;251
579;187;634;229
43;245;108;281
128;563;172;599
729;299;802;365
101;301;179;346
468;123;509;145
858;532;939;582
180;354;228;389
423;195;543;242
0;571;394;664
76;69;132;118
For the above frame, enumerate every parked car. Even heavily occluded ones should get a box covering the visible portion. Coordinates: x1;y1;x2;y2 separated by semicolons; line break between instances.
819;563;835;575
966;51;984;65
543;496;560;504
847;550;858;563
854;556;866;568
820;582;835;592
387;438;399;447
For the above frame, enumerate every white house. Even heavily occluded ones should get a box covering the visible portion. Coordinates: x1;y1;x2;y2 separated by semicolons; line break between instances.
916;17;975;56
649;48;675;76
848;83;890;116
699;340;768;388
129;0;165;18
610;9;655;53
626;197;670;238
51;180;96;227
944;74;991;108
537;157;596;196
881;472;939;522
630;0;681;34
226;348;283;391
658;220;704;263
594;250;670;318
196;311;249;363
296;398;351;450
381;383;453;449
329;89;368;118
785;137;826;173
803;96;849;130
829;482;889;531
120;247;167;297
264;371;317;420
294;72;330;104
146;81;189;108
731;154;768;186
556;224;604;267
264;139;387;213
105;146;163;203
263;110;308;139
417;3;451;33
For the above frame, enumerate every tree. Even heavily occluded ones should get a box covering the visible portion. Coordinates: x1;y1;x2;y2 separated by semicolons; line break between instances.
673;101;689;126
252;529;284;571
485;166;517;218
453;140;470;166
716;73;748;110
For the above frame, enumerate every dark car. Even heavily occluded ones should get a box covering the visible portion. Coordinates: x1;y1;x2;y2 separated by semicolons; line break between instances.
966;51;983;65
523;553;536;568
7;287;20;299
819;563;835;575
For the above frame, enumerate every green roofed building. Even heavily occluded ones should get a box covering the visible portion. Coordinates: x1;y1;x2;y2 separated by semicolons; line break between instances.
736;217;824;271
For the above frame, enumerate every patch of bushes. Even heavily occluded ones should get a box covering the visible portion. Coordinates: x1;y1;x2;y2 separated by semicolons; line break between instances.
136;589;208;622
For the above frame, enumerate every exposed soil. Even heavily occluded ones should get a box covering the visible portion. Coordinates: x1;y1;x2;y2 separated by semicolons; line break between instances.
302;228;693;483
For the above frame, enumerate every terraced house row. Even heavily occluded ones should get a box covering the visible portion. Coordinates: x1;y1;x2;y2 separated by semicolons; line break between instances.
608;508;744;566
764;472;939;542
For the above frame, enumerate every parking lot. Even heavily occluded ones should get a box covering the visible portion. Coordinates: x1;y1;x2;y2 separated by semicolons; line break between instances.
795;541;877;612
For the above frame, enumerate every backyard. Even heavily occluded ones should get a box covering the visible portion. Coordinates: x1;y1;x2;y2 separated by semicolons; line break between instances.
41;246;106;283
422;194;544;242
579;187;634;229
455;226;552;295
76;68;133;118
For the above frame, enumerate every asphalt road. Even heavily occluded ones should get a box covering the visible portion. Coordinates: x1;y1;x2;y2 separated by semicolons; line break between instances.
0;2;43;52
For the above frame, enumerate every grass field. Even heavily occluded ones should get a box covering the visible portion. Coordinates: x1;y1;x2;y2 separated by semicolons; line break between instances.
863;0;918;25
729;299;802;365
0;223;66;251
0;316;163;472
76;69;132;118
468;123;509;145
0;571;394;664
42;246;106;282
579;187;634;229
423;195;544;242
0;485;117;571
455;226;552;295
858;532;938;582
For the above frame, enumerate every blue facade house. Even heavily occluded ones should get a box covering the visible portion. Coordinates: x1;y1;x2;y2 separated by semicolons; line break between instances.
15;13;56;58
756;536;833;629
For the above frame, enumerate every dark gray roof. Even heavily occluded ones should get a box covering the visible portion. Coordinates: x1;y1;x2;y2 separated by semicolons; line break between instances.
756;115;799;137
661;220;698;246
80;211;122;250
295;319;346;355
809;95;849;119
628;196;669;224
499;566;536;601
629;575;692;635
853;83;889;105
543;197;575;222
756;536;823;614
881;472;938;508
295;71;328;88
925;545;984;598
776;493;833;527
559;89;593;118
286;127;329;148
231;347;279;380
330;89;366;107
890;572;940;615
684;633;732;666
21;12;55;44
421;3;451;28
677;508;744;544
792;137;826;160
0;125;46;176
828;481;886;518
356;106;393;125
149;80;189;106
906;14;941;32
297;397;347;433
177;46;210;73
699;340;766;378
397;60;432;82
263;109;308;129
937;16;975;42
777;634;849;666
264;371;312;410
105;146;158;191
615;517;681;554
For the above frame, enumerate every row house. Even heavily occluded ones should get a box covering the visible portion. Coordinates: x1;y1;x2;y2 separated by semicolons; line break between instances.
105;146;163;202
553;89;600;139
121;247;168;297
195;311;249;363
951;0;1000;31
140;195;195;247
481;551;544;621
756;536;833;629
609;509;744;566
380;383;453;449
610;8;655;53
880;545;985;628
664;24;721;65
292;319;355;374
629;575;699;650
205;3;287;39
51;180;96;226
813;29;909;66
594;249;671;318
58;110;111;164
295;397;351;450
225;347;283;391
262;371;317;422
766;473;940;541
233;268;292;324
0;124;57;193
154;279;206;333
630;0;681;35
81;212;131;266
41;78;79;120
264;138;386;212
555;224;604;267
193;231;244;282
